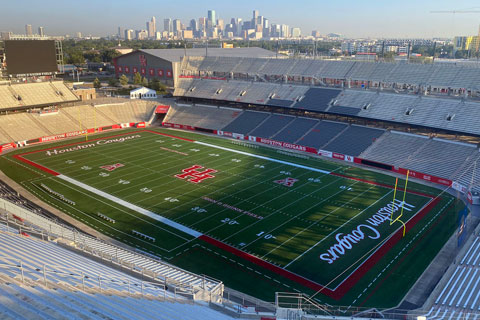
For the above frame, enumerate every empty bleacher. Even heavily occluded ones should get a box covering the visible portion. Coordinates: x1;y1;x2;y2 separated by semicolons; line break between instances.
270;85;309;102
8;82;78;107
324;125;384;156
294;87;342;112
287;59;315;76
235;82;275;104
360;131;429;167
0;101;155;143
222;111;270;135
0;229;172;298
0;228;232;320
181;56;480;91
164;105;241;130
0;281;233;320
0;113;49;141
249;114;295;138
425;235;480;320
173;78;194;96
296;120;348;149
232;57;269;74
272;117;319;143
345;62;377;81
0;85;23;109
317;60;355;79
175;75;480;137
50;81;79;101
402;138;477;179
260;59;294;76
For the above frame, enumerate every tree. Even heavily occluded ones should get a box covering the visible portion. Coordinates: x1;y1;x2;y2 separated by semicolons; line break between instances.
119;74;129;86
141;77;148;87
147;78;168;94
133;72;142;85
93;77;101;88
65;51;85;65
101;49;121;62
108;77;119;87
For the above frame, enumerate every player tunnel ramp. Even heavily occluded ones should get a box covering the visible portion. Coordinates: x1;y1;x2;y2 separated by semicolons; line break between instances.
0;198;224;302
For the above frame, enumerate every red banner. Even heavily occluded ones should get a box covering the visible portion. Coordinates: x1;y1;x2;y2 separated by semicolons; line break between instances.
162;122;195;130
155;105;170;114
0;143;16;154
136;122;146;128
393;167;452;186
254;137;316;154
332;153;345;160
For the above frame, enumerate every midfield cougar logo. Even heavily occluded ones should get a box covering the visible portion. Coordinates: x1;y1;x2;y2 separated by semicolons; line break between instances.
100;163;124;172
274;177;298;187
175;165;217;184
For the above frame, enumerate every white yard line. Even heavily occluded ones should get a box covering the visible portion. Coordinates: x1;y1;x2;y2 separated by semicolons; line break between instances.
57;174;203;238
194;141;331;174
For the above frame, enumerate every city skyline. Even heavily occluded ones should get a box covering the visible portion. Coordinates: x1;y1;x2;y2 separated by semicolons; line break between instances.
1;0;480;38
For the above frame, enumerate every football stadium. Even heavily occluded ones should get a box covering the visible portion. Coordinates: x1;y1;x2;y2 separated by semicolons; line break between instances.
0;40;479;320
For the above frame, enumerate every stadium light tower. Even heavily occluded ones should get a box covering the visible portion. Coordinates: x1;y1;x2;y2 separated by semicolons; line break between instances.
431;9;480;52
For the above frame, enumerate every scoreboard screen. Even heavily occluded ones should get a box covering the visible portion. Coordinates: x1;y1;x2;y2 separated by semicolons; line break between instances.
5;40;58;75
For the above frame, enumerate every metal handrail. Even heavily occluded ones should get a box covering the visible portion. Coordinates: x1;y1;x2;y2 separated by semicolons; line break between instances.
0;198;223;301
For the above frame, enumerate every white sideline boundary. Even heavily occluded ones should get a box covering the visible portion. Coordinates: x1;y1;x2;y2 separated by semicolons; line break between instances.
57;174;203;238
194;141;331;174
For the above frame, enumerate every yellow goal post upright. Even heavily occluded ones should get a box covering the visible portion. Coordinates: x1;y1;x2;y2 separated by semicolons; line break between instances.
389;170;410;237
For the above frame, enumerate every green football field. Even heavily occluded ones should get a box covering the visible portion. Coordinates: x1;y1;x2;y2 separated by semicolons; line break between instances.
0;127;462;309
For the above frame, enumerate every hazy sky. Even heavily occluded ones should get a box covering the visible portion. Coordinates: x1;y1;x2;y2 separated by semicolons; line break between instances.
2;0;480;38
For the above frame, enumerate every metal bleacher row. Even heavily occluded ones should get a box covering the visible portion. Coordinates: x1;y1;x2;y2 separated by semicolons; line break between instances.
175;77;480;137
0;82;78;109
181;56;480;90
0;225;232;320
422;235;480;320
0;178;226;302
164;105;480;192
0;101;157;144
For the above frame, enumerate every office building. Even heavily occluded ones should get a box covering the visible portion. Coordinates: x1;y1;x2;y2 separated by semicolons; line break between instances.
25;24;33;36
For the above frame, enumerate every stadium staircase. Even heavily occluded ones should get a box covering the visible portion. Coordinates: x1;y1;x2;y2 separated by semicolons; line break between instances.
246;114;273;136
26;113;54;136
317;123;350;150
6;85;24;107
92;106;120;125
0;126;14;145
268;116;296;139
60;108;82;127
292;120;320;145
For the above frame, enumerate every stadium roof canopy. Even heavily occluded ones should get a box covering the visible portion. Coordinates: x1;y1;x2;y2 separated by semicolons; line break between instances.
138;47;276;62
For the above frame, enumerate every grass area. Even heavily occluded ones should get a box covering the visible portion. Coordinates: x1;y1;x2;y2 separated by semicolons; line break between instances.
0;127;462;310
